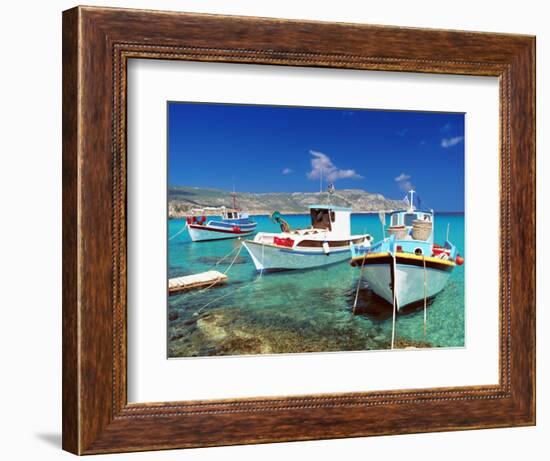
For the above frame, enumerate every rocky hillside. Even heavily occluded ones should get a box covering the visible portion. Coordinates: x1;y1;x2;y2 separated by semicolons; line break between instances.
169;186;406;218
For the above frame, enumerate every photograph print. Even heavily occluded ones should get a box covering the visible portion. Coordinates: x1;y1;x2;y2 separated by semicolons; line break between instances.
167;102;465;358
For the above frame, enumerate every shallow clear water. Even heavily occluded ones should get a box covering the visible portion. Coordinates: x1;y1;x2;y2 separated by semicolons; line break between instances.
168;213;465;357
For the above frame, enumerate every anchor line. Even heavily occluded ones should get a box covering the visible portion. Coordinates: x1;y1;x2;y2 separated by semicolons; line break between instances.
352;249;367;314
168;223;188;241
172;242;243;302
423;255;428;337
194;241;265;315
194;267;263;316
391;251;398;350
260;241;265;278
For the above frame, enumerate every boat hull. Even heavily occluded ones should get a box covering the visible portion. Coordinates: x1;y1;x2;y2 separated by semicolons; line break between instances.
242;240;351;271
352;253;454;309
187;224;255;242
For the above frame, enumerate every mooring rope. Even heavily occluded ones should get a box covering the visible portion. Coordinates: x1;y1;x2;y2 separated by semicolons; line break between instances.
423;255;428;337
193;241;266;315
168;223;188;241
352;250;367;315
260;241;265;278
214;242;242;267
193;268;263;316
172;242;244;302
193;243;244;295
391;251;398;350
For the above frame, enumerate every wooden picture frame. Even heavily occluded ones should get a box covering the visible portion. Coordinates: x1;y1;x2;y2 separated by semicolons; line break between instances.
62;5;536;454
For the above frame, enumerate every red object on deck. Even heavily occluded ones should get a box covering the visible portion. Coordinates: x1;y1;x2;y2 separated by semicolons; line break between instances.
274;237;294;248
432;246;451;258
200;215;206;223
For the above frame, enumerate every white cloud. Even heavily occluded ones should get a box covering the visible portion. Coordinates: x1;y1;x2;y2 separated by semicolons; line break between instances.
441;136;464;148
396;128;408;137
395;172;413;192
282;168;293;175
394;173;411;182
307;150;362;182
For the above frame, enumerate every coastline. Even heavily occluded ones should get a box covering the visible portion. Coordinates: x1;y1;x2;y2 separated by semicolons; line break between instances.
168;209;465;219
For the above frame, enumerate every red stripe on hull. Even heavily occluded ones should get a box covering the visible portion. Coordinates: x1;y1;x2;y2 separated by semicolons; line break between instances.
188;224;254;235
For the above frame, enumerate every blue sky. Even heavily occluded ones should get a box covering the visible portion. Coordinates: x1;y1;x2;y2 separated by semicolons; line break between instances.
168;102;465;211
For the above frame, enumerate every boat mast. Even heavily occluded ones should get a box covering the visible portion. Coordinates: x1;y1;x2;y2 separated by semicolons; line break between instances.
231;181;238;211
408;189;416;212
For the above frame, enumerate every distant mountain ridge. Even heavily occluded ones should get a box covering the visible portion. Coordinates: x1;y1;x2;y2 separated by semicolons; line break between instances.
168;186;406;218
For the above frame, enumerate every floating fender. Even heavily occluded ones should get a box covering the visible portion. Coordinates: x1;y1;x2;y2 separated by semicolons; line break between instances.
322;241;330;255
232;225;241;232
456;254;464;265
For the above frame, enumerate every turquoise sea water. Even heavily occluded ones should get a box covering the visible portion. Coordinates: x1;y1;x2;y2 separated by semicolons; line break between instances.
167;213;465;357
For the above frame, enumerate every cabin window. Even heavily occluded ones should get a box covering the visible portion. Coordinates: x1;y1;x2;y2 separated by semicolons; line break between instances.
310;209;332;230
391;214;400;226
330;211;335;222
404;213;417;226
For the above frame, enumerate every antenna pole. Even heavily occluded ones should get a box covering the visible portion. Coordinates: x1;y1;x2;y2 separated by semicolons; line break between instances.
231;182;237;210
406;189;416;212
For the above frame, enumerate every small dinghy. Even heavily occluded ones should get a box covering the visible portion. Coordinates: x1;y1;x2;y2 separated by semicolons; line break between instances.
350;190;464;309
242;205;372;272
168;270;228;295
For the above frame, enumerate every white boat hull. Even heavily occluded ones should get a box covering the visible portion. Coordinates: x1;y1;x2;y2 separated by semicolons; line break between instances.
242;240;351;271
363;262;452;309
187;225;255;242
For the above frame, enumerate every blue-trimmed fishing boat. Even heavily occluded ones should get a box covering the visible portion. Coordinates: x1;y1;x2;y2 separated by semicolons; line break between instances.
242;204;372;271
350;190;464;309
186;193;257;242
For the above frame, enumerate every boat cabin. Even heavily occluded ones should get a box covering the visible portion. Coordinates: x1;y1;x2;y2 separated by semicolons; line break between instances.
220;208;249;220
387;209;434;244
308;204;351;236
390;210;432;227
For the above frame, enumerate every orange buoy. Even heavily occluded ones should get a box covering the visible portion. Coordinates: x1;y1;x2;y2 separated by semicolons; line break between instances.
456;254;464;265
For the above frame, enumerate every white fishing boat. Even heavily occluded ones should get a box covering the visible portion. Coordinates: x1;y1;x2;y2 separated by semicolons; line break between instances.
242;205;372;271
186;192;257;242
350;190;464;309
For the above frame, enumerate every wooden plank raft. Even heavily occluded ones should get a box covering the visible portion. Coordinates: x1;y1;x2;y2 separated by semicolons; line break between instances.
168;270;228;295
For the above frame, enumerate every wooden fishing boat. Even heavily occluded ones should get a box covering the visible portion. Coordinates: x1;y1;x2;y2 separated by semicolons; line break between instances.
350;190;464;309
186;192;257;242
242;205;372;271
